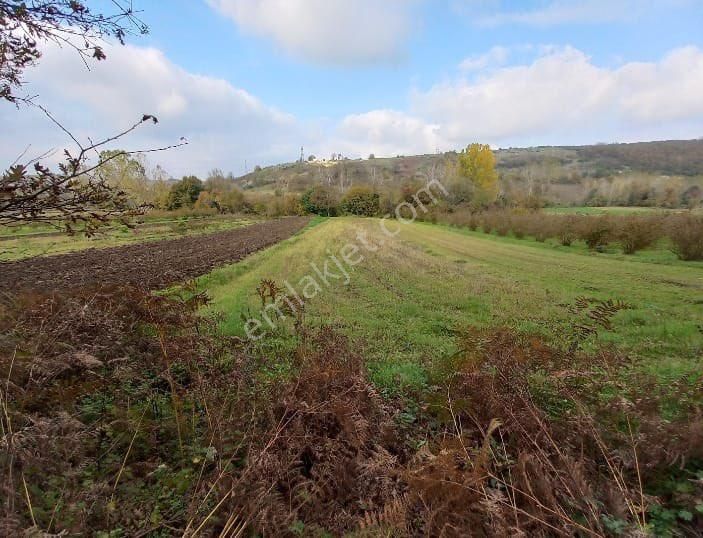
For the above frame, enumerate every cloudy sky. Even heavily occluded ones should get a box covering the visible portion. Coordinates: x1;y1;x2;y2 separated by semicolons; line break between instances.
2;0;703;176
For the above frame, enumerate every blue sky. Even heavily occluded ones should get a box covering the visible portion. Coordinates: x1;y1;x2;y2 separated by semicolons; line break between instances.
3;0;703;176
139;0;703;119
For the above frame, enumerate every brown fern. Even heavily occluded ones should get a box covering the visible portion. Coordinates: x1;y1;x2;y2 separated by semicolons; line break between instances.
359;494;409;532
568;296;631;351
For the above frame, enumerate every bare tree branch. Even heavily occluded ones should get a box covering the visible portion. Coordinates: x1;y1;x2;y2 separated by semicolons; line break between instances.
0;108;187;234
1;0;148;102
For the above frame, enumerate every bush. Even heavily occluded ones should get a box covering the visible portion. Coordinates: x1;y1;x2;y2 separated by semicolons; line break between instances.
166;175;203;210
467;213;479;231
265;193;303;217
532;222;551;242
558;216;578;246
578;216;613;250
522;213;552;242
495;215;511;236
340;186;380;216
301;185;339;216
668;214;703;260
615;216;662;254
219;188;248;213
509;214;528;239
480;213;494;234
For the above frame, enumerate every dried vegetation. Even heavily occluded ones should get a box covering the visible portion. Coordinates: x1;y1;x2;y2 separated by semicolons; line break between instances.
439;209;703;259
1;282;702;536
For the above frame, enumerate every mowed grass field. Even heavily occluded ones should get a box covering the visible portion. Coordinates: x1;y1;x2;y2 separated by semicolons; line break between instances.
199;217;703;394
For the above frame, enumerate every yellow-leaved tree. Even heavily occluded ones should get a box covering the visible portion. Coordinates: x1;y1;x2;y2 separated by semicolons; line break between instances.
457;143;499;204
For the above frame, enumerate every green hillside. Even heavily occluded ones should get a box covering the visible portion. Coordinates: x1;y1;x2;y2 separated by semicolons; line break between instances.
235;139;703;207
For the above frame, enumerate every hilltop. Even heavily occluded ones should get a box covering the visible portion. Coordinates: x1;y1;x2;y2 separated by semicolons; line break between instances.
234;139;703;207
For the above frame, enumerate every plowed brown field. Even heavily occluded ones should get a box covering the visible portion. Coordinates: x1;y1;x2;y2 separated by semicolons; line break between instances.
0;217;310;293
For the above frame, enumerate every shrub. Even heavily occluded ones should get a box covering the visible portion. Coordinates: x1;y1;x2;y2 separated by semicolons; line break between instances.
480;213;494;234
166;175;203;210
533;223;551;242
523;213;552;242
265;193;303;217
340;186;380;216
668;214;703;260
509;214;528;239
615;216;662;254
193;190;218;211
578;216;613;250
301;185;339;216
558;216;578;246
495;215;511;236
219;187;248;213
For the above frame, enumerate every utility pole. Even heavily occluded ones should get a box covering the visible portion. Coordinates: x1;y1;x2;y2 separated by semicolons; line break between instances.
300;146;305;163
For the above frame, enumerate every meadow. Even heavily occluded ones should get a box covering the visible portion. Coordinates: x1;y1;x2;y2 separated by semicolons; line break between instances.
3;214;703;536
200;217;703;392
3;2;703;533
191;216;702;534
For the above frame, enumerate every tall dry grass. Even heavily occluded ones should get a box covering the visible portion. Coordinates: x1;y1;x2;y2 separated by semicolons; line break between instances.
2;283;701;535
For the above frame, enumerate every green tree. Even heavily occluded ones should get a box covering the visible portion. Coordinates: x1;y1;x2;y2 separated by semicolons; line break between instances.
301;185;338;216
457;143;499;204
98;150;150;205
341;186;380;216
167;176;203;210
150;179;171;210
150;164;172;210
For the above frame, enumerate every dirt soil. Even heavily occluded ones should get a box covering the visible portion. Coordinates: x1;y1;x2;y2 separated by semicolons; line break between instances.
0;217;310;293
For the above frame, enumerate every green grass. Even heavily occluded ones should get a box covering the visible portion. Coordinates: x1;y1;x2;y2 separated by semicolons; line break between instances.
199;217;703;394
0;215;260;261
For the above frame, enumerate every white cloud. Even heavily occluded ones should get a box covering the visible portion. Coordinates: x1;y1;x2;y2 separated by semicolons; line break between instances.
459;46;510;72
407;45;703;147
413;46;614;143
0;42;306;176
616;46;703;124
3;40;702;173
207;0;414;65
329;45;703;157
332;109;445;157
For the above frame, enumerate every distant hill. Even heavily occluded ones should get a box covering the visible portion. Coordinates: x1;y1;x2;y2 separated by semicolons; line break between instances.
578;140;703;176
233;139;703;207
497;140;703;176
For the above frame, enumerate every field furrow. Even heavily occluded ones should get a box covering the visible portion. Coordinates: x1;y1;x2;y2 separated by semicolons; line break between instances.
0;217;310;293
